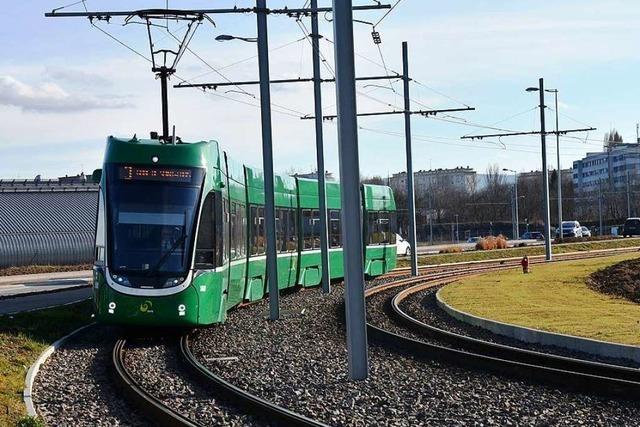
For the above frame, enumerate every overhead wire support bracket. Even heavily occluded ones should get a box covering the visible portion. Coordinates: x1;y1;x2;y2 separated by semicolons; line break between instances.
174;74;403;89
460;127;596;140
302;106;475;121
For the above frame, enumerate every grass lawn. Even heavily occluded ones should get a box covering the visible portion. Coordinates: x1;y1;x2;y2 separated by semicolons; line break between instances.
0;264;92;277
0;301;93;426
439;253;640;345
396;237;640;268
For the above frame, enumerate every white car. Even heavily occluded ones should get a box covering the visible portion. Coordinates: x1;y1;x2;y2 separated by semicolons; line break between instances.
396;234;411;256
581;226;591;238
558;220;583;238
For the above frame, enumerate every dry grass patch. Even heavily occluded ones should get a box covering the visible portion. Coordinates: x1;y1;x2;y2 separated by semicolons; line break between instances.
0;265;92;277
0;301;92;426
475;235;508;251
439;253;640;345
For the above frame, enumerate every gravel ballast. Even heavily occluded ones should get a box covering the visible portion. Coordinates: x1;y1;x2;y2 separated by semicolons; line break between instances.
123;339;261;426
191;280;640;426
34;324;148;427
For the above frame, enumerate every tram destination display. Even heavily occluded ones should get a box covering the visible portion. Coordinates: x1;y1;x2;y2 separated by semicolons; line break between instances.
118;165;192;183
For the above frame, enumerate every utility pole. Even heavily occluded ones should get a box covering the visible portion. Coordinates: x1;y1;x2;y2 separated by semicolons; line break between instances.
402;41;418;276
310;0;330;294
537;78;553;260
598;182;604;235
332;0;368;380
462;80;597;260
428;188;433;244
256;0;279;320
550;89;563;241
627;170;632;218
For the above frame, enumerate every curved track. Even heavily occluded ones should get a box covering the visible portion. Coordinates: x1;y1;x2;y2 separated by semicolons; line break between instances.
179;334;329;427
111;336;327;427
111;339;202;427
367;249;640;400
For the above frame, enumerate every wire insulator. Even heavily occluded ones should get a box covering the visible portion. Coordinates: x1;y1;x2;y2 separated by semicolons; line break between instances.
371;30;381;45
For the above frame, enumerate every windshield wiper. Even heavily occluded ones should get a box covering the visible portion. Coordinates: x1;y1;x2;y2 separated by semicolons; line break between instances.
147;233;187;276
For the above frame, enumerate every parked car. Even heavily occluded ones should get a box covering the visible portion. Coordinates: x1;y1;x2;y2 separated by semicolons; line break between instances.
623;218;640;237
466;236;482;243
396;234;411;256
521;231;544;240
557;220;583;238
580;226;592;238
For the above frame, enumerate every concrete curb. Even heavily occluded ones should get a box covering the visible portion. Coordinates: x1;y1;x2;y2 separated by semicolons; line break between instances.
23;323;96;417
436;287;640;364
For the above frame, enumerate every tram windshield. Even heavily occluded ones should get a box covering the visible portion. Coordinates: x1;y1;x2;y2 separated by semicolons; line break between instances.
106;164;204;285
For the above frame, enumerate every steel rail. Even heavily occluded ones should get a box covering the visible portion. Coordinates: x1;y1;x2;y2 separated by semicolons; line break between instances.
365;255;640;400
111;339;203;427
392;283;640;382
179;334;329;427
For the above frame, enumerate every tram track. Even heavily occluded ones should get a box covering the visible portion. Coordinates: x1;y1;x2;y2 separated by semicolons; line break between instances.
111;335;327;427
105;247;639;425
366;248;640;400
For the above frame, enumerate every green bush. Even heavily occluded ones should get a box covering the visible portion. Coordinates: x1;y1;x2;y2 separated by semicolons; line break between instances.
17;416;44;427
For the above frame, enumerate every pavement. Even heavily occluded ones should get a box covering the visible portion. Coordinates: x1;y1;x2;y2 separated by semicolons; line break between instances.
0;270;93;316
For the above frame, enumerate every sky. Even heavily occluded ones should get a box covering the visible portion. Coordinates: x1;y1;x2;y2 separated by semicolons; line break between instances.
1;0;639;179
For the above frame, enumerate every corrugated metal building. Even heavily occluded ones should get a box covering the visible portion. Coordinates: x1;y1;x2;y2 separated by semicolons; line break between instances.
0;177;98;268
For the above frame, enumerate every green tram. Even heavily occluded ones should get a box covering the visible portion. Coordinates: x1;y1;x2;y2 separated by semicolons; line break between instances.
93;136;397;326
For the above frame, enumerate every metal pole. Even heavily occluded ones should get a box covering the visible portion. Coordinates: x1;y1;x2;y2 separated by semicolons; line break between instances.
554;90;562;240
311;0;330;294
160;69;169;140
627;170;631;218
598;183;603;235
538;78;552;261
514;172;519;238
428;189;433;244
456;214;459;243
510;188;516;239
256;0;279;320
402;42;418;276
332;0;368;380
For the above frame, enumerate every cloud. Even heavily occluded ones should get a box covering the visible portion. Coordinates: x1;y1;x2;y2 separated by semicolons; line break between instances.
0;75;132;113
45;67;112;87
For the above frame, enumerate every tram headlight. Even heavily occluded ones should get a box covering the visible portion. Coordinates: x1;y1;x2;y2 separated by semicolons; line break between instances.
110;274;131;287
163;277;186;288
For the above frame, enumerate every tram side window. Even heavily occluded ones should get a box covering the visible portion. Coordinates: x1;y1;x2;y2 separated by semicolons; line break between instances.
368;211;395;245
275;208;285;252
329;210;342;248
287;209;298;251
222;197;230;264
302;209;320;250
230;202;247;260
195;193;215;268
250;206;266;256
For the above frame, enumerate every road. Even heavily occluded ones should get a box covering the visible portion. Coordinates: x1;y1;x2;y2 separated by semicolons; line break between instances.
0;287;92;316
0;270;93;315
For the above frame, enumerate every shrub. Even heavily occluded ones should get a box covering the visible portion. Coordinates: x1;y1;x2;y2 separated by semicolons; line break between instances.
476;235;508;251
17;416;44;427
439;246;462;254
553;235;616;244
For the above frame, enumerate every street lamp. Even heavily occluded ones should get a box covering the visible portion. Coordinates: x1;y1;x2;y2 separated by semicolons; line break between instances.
215;34;258;43
503;168;519;239
525;80;553;261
